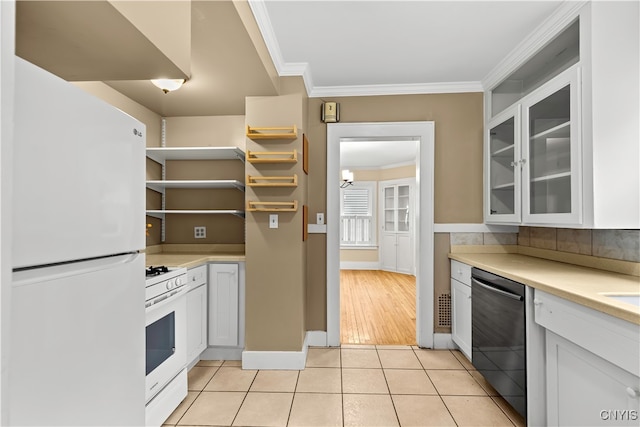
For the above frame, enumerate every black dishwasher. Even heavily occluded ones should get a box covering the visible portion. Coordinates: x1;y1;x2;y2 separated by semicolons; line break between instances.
471;268;526;419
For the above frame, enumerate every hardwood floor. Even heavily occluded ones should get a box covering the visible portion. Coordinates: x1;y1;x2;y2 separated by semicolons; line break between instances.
340;270;416;345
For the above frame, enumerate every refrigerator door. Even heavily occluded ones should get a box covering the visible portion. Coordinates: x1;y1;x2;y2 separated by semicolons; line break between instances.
9;253;145;426
12;57;145;268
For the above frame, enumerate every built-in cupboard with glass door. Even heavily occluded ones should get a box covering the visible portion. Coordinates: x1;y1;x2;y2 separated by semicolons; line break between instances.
380;180;413;274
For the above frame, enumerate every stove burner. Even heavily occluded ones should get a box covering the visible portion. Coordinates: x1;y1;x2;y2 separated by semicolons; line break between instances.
146;266;169;277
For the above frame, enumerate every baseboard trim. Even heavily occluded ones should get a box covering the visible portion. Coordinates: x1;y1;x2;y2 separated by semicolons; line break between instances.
242;334;309;370
340;261;380;270
433;333;456;350
306;330;328;347
201;347;243;361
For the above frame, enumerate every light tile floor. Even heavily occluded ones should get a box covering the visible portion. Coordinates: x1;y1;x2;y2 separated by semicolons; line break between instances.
163;346;526;427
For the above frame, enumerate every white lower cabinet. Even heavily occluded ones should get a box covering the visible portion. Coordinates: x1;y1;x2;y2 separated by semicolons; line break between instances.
381;233;413;274
186;283;207;364
535;290;640;426
208;263;239;347
546;331;640;426
186;265;208;365
450;260;472;361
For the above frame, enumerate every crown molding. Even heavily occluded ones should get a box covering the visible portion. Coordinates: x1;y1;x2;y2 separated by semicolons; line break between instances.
309;81;483;98
247;0;286;74
482;0;589;91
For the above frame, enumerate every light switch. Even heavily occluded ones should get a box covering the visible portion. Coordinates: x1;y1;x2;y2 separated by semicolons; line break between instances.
269;214;278;229
316;213;325;225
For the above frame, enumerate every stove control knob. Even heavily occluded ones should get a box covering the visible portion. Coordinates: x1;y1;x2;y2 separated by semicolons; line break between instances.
175;277;182;287
166;279;174;290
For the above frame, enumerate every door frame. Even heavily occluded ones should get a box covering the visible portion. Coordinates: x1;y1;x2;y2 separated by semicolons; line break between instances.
326;122;435;348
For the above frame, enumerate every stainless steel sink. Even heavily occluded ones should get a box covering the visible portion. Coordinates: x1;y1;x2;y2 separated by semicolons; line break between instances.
600;294;640;307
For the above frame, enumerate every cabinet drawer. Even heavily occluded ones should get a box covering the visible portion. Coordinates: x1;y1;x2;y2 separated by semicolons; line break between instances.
187;265;207;288
450;260;472;285
534;289;640;377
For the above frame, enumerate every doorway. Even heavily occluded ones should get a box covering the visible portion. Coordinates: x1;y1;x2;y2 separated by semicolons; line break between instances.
326;122;435;348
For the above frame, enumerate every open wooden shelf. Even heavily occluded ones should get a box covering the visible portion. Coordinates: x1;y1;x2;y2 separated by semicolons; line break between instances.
247;149;297;164
246;200;298;212
247;175;298;187
246;125;298;140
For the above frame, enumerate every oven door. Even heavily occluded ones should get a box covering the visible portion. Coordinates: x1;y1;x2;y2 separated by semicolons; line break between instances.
145;289;187;403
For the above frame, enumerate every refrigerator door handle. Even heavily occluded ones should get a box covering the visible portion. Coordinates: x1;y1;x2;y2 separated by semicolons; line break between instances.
12;252;142;288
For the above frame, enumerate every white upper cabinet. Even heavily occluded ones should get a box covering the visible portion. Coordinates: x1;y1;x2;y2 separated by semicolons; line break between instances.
484;2;639;228
522;66;581;225
486;105;521;223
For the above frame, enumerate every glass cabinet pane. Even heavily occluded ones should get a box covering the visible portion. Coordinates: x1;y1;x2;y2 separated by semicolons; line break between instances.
384;186;395;231
397;185;410;232
489;116;516;216
528;85;571;214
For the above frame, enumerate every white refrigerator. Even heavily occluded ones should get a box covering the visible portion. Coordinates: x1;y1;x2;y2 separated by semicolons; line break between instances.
9;57;146;425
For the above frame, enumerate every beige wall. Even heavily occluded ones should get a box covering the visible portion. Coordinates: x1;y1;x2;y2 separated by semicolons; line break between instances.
144;116;247;245
305;92;484;331
244;93;308;351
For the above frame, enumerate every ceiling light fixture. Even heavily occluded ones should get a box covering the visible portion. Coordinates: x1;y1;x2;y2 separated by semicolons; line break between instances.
151;78;186;94
340;169;354;188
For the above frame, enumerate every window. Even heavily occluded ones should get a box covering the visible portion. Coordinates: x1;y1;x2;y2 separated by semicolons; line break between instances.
340;181;376;247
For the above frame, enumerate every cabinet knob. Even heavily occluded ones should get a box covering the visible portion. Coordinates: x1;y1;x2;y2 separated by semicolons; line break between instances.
533;299;542;306
626;387;640;398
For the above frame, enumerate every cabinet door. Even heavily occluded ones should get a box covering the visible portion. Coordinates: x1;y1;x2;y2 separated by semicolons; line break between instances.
396;184;411;232
486;105;521;223
383;185;397;232
522;66;581;225
186;284;207;363
451;279;472;360
208;264;239;347
395;234;413;274
546;331;640;426
380;233;397;272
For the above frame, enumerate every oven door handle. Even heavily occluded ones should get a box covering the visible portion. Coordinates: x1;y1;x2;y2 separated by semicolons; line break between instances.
472;277;523;301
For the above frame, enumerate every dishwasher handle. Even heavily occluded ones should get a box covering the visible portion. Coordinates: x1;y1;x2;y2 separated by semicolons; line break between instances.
472;277;523;301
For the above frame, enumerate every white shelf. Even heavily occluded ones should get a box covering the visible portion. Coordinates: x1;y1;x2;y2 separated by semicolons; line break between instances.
492;144;515;157
146;180;245;192
530;171;571;183
530;121;570;141
146;147;245;163
146;209;245;218
492;182;515;190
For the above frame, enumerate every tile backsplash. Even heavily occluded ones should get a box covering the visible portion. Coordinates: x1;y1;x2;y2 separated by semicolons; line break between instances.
519;227;640;263
450;232;518;246
450;228;640;263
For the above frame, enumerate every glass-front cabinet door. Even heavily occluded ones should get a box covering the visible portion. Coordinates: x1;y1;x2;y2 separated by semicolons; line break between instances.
486;106;521;223
383;183;411;232
522;66;581;225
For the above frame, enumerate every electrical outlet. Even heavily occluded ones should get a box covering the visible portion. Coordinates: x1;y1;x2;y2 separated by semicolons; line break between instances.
194;226;206;239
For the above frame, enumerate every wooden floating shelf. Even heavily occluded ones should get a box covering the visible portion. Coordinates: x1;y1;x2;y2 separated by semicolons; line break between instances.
246;200;298;212
246;125;298;140
247;149;297;164
247;175;298;187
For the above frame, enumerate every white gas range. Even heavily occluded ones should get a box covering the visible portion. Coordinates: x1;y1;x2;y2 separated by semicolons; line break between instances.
144;265;189;426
